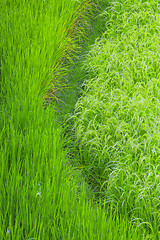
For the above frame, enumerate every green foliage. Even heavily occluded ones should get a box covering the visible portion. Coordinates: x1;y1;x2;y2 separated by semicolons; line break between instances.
0;0;92;106
73;0;160;238
1;0;159;238
0;0;120;239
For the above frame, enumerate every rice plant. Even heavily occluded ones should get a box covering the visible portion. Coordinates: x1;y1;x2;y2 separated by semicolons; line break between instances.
0;0;93;107
72;0;160;238
0;0;117;238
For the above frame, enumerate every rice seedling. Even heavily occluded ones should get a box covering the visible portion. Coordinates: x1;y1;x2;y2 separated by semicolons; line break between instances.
72;0;160;238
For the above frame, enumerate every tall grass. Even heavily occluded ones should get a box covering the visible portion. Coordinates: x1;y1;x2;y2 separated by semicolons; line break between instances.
1;0;159;238
0;0;93;108
73;0;160;238
1;0;145;238
0;0;115;238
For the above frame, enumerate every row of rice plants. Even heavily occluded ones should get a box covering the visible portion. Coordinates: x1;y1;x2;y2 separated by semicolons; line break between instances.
0;0;114;238
73;0;160;238
1;102;142;239
0;0;94;109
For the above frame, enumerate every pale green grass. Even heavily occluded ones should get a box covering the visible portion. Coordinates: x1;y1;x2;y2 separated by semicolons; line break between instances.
72;0;160;238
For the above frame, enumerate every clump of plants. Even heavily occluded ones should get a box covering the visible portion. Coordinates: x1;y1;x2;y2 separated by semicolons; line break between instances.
73;0;160;237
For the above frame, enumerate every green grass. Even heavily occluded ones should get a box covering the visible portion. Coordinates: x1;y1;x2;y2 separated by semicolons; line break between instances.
0;0;92;106
0;0;113;238
1;0;144;239
1;0;160;239
71;0;160;238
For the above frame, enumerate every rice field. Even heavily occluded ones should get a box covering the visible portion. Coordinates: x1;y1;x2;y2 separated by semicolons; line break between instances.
71;0;160;238
0;0;159;239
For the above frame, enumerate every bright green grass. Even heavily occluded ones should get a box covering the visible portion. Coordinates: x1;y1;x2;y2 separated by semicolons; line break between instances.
72;0;160;238
0;0;92;107
1;102;142;239
0;0;145;238
1;0;159;238
0;0;113;238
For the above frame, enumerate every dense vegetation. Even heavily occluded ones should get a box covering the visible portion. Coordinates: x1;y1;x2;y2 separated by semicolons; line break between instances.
72;0;160;238
0;0;159;239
